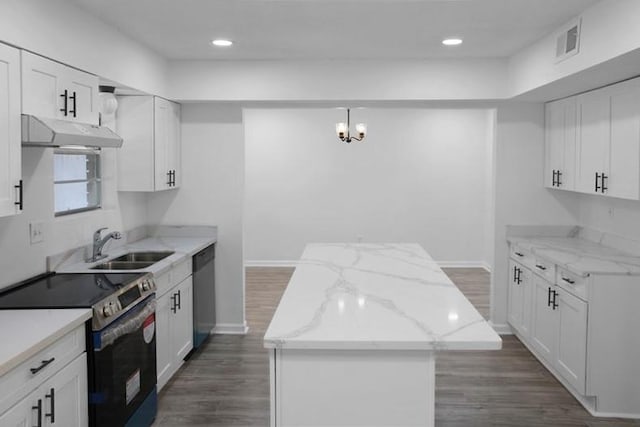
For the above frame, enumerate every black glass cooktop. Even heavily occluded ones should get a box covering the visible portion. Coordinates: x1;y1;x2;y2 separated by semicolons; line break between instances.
0;273;144;309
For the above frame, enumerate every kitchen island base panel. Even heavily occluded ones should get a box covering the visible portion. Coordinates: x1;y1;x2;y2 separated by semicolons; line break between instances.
270;348;435;427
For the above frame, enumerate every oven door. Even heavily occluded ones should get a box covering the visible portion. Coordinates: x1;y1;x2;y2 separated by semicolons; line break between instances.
90;295;157;427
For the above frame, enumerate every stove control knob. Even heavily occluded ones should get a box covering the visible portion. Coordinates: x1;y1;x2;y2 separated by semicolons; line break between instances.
141;280;151;291
102;302;117;317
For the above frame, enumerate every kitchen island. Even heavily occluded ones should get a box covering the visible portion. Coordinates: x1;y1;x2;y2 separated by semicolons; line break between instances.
264;243;501;427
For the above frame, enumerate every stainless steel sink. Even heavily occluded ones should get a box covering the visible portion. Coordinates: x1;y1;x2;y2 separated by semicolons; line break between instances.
111;251;174;263
90;251;174;270
91;261;155;270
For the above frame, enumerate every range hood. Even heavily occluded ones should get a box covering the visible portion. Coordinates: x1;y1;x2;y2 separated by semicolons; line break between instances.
21;114;123;148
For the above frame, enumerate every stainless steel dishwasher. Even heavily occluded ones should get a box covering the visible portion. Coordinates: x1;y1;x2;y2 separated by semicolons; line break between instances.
193;243;216;349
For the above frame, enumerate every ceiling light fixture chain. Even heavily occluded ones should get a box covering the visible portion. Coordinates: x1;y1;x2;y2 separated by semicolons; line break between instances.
336;108;366;143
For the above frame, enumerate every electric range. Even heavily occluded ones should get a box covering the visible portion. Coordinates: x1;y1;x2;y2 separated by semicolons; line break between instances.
0;272;158;427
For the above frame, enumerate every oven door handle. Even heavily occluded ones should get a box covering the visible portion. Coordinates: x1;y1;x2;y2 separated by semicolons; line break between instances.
95;299;156;350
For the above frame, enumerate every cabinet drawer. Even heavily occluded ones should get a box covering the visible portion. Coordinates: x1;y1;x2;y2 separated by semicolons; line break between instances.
556;268;588;301
510;245;534;269
171;257;192;288
154;270;171;297
532;257;555;282
155;257;193;297
0;324;85;414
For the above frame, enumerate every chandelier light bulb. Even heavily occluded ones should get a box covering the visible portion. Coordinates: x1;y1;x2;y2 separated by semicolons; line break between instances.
336;122;347;138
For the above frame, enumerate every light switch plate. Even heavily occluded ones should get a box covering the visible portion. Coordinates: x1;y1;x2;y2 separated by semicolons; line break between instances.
30;221;44;244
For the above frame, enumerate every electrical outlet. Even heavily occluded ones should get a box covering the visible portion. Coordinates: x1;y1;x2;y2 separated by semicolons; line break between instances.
30;222;44;244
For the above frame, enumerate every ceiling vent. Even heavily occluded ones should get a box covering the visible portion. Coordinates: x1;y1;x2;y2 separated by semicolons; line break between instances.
555;18;581;63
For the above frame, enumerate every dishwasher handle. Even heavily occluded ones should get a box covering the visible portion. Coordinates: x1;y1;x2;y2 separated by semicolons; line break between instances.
193;244;215;272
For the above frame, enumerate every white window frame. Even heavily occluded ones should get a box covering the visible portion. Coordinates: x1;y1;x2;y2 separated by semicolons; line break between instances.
53;148;102;216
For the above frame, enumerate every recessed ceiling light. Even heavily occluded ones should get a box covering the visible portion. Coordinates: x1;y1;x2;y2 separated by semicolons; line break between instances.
211;39;233;47
442;38;463;46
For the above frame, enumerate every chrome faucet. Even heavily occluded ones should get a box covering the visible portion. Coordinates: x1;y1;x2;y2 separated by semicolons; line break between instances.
89;227;122;262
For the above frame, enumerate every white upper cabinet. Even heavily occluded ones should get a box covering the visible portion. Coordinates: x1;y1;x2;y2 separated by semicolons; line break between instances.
608;80;640;200
117;96;181;192
576;88;611;195
545;97;576;190
547;76;640;200
22;51;99;125
0;43;22;218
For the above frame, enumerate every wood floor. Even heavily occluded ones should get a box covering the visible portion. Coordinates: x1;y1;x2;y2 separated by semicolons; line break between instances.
154;267;640;426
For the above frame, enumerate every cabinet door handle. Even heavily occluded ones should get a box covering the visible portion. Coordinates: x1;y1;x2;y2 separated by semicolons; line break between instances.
177;289;181;310
170;294;177;313
556;170;562;186
167;170;172;186
552;290;559;310
514;252;524;257
59;90;68;116
45;387;55;423
547;287;553;307
595;172;601;192
172;169;177;186
601;173;608;193
69;91;77;118
30;357;55;375
513;266;518;283
14;180;23;210
561;277;575;285
552;170;557;187
535;264;547;271
32;398;43;427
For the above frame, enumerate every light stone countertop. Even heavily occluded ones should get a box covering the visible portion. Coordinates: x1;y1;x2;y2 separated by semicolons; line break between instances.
264;243;502;351
56;236;216;276
507;235;640;277
0;309;92;377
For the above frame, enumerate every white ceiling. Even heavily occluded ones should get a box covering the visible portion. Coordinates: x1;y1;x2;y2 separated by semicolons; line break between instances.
71;0;599;61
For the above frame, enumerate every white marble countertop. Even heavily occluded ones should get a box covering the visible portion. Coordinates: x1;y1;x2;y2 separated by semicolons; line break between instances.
508;236;640;276
264;243;502;351
56;236;216;276
0;309;91;377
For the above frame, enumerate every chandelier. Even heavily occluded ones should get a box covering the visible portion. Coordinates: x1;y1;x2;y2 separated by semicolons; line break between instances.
335;109;367;143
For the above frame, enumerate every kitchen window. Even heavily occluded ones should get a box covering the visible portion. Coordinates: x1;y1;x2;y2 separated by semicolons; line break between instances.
54;149;102;216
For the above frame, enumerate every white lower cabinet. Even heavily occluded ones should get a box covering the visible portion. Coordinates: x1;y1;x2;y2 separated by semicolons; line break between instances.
156;273;193;391
0;396;31;427
505;246;640;416
555;288;587;393
522;271;588;394
0;344;88;427
507;260;532;338
530;275;557;362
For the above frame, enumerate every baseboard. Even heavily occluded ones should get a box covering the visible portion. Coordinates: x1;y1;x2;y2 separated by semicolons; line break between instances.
212;323;249;335
437;261;491;273
245;260;299;268
489;321;513;335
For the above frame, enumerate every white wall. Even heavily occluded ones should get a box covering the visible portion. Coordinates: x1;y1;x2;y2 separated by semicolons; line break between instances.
575;194;640;241
168;59;508;102
0;0;167;96
491;103;580;329
509;0;640;100
0;145;148;290
244;108;493;266
146;104;246;330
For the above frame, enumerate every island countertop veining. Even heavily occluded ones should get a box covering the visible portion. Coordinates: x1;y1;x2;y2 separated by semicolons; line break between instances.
264;243;502;351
